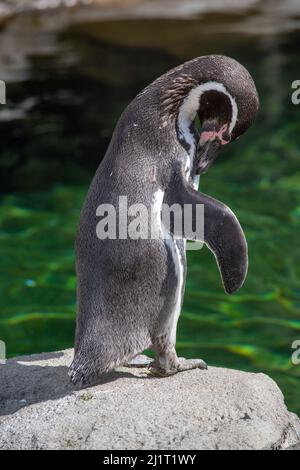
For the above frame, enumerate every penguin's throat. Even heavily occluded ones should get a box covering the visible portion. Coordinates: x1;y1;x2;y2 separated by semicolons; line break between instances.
182;125;200;189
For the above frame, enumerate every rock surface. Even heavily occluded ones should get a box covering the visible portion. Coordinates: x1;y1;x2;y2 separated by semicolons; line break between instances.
0;349;300;450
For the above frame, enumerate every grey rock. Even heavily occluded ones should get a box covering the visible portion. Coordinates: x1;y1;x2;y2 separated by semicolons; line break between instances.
0;349;299;450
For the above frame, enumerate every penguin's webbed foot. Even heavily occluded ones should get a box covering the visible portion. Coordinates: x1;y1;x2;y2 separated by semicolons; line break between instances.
123;354;154;368
146;361;178;377
176;357;208;372
146;357;207;377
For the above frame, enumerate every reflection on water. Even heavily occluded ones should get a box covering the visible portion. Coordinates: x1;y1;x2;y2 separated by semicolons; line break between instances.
0;2;300;415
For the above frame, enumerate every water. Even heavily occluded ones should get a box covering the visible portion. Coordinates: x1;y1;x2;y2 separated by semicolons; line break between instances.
0;3;300;415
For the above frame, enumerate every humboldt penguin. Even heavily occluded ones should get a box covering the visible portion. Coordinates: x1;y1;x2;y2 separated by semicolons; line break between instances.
69;55;259;385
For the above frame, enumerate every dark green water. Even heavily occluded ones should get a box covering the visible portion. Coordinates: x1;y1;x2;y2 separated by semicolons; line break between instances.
0;8;300;414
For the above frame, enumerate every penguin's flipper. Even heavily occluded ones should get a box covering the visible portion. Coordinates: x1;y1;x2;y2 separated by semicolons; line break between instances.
165;172;248;294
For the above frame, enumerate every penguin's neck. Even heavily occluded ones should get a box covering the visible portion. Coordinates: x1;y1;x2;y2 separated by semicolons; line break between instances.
176;81;238;189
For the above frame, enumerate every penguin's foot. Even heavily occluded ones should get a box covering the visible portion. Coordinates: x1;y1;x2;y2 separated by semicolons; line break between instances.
146;362;178;377
146;357;207;377
176;357;208;372
124;354;154;368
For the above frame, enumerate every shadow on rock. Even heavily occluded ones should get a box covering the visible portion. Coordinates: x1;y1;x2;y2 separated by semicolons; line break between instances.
0;349;137;416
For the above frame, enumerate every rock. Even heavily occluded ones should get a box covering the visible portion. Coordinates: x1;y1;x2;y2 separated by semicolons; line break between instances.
0;349;299;450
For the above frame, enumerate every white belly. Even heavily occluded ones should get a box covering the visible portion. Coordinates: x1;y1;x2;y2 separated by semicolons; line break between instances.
168;238;185;345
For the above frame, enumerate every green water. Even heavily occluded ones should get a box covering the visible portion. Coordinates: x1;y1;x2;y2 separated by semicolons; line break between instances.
0;9;300;414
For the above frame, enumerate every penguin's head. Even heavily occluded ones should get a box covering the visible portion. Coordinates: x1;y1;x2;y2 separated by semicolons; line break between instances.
163;56;259;175
195;86;234;175
195;77;259;174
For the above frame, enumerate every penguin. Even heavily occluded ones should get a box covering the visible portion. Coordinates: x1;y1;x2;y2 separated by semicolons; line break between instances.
69;55;259;385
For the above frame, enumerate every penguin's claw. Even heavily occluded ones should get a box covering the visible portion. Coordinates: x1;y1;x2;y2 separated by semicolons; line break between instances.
124;354;154;368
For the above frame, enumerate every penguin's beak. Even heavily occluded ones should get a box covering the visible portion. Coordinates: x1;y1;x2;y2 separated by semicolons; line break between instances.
196;121;230;175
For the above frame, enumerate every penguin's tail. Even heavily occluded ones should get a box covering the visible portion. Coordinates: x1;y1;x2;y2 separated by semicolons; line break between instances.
68;350;118;386
69;336;150;386
68;357;93;386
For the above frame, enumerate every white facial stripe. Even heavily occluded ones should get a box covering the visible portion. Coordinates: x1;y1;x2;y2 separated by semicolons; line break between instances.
177;81;238;159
